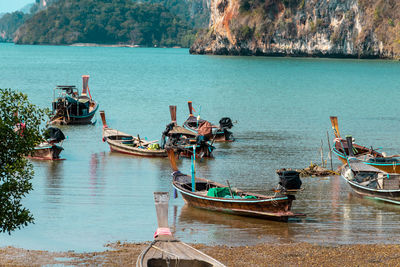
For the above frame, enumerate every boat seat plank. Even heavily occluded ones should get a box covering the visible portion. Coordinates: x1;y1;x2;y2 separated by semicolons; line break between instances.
104;128;158;146
103;128;132;138
169;126;197;136
349;161;382;172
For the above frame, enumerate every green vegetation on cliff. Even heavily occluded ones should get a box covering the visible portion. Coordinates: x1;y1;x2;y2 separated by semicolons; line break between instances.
192;0;400;58
15;0;196;47
0;12;29;42
0;0;58;42
145;0;210;29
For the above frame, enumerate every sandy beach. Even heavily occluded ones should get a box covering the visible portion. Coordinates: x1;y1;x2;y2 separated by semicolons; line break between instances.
2;242;400;266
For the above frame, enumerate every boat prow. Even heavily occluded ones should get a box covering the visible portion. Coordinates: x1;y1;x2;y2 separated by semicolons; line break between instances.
136;192;226;267
329;116;400;173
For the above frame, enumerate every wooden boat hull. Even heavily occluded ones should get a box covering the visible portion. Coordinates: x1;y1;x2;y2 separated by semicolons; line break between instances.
213;133;234;142
107;140;167;157
102;124;167;158
66;110;97;124
363;163;400;174
29;144;63;160
137;191;225;267
51;102;99;125
175;187;294;222
333;147;400;174
183;124;234;142
341;165;400;205
137;240;225;267
172;172;300;222
176;145;214;158
346;181;400;204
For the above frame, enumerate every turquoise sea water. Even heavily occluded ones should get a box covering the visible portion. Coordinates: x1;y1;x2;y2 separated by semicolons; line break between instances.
1;43;400;252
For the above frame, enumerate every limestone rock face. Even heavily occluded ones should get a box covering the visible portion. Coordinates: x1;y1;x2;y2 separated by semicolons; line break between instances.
190;0;400;58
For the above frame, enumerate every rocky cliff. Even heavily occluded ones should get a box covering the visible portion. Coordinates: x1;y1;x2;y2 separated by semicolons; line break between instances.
190;0;400;58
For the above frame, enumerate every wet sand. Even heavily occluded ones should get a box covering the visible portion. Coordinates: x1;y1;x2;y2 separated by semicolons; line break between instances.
2;242;400;266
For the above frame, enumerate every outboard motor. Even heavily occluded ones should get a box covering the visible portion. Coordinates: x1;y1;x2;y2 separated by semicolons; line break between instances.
218;117;234;141
161;123;174;148
219;117;233;129
44;127;65;143
276;169;302;190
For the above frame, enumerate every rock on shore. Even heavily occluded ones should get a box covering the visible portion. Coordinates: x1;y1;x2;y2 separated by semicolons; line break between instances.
190;0;400;59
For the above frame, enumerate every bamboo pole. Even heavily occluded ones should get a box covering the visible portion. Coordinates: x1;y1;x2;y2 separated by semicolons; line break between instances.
226;180;234;198
320;139;324;167
327;131;333;171
191;145;196;192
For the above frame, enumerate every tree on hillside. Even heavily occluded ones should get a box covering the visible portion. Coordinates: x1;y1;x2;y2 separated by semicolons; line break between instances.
0;0;59;42
14;0;196;47
0;89;48;234
0;11;28;42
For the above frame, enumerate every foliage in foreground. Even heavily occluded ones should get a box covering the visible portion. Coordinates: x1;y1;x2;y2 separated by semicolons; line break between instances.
0;89;48;234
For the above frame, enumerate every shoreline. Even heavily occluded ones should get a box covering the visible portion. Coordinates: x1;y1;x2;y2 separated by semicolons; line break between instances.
0;42;184;48
69;43;140;48
69;43;182;48
1;42;398;59
2;242;400;266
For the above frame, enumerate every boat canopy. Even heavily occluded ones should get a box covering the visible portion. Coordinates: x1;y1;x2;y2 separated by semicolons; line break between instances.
55;85;78;95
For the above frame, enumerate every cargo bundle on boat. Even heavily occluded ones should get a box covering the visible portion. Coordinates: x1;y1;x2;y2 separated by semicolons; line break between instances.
183;101;234;142
330;116;400;173
167;150;304;222
161;105;214;158
50;75;99;125
100;111;167;157
136;192;226;267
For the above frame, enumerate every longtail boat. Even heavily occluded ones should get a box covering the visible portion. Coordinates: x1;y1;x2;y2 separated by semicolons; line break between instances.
136;192;226;267
50;75;99;125
14;115;65;160
17;124;65;160
31;142;64;160
183;101;234;142
100;111;167;157
330;116;400;173
161;105;214;158
341;159;400;205
167;150;304;222
31;127;65;160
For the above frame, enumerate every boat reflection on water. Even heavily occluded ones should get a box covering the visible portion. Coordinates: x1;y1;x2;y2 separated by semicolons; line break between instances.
45;160;64;193
330;175;341;222
33;160;65;205
106;149;171;167
89;152;107;196
347;191;400;213
174;205;296;245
